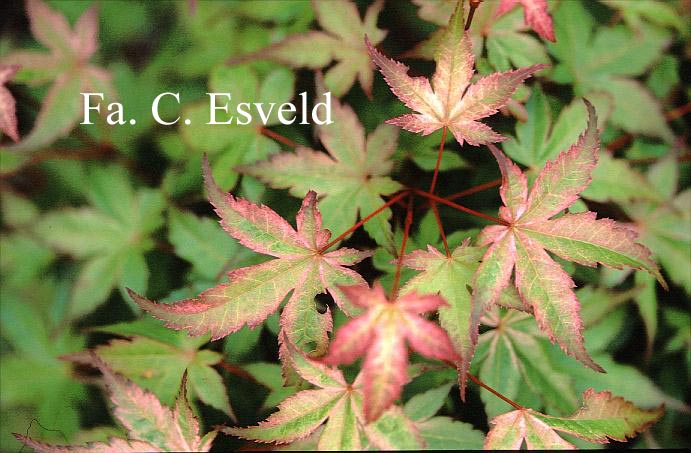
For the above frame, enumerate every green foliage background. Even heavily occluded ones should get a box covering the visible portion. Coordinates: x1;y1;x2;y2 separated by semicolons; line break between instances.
0;0;689;450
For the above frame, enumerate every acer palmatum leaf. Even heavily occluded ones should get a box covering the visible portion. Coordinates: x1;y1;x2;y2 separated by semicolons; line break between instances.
0;65;20;142
321;283;459;422
472;99;665;373
485;389;663;449
497;0;556;42
15;356;215;452
239;76;401;251
226;336;364;449
1;0;114;152
399;240;483;399
366;1;547;146
130;157;370;355
231;0;386;97
13;435;161;453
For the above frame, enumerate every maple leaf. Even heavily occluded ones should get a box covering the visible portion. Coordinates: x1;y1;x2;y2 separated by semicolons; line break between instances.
34;165;165;318
623;156;691;295
472;100;664;372
320;283;459;422
0;65;20;143
400;240;483;397
15;357;216;452
227;337;425;449
496;0;555;42
410;0;552;74
231;0;386;97
239;80;401;252
75;317;235;420
474;303;687;421
130;157;371;358
485;389;663;449
0;0;114;152
548;0;673;141
366;1;546;146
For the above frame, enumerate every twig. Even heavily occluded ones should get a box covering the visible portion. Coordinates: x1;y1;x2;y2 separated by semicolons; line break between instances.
319;190;410;253
412;188;508;225
391;195;415;299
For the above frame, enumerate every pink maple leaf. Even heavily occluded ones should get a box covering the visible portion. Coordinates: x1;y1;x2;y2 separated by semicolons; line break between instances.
365;1;546;146
0;65;20;142
321;283;459;422
496;0;556;42
472;100;664;371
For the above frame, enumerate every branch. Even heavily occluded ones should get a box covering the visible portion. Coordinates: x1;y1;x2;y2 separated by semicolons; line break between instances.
391;195;415;298
319;190;411;253
412;188;508;225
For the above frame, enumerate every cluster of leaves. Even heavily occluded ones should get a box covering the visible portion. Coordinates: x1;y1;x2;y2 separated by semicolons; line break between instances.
1;0;689;451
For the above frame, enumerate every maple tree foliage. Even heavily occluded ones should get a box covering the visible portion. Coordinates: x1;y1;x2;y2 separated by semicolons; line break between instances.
366;1;546;146
485;389;663;449
473;100;664;372
228;336;428;449
130;156;371;356
0;0;114;152
15;356;216;452
3;0;684;451
320;283;459;422
231;0;386;97
496;0;556;42
239;79;401;250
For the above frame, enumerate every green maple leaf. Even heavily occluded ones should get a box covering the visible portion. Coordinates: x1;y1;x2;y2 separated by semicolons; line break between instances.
473;303;687;421
599;0;688;36
84;317;234;420
548;0;674;141
240;85;401;252
623;156;691;294
400;241;483;397
485;388;663;449
232;0;387;97
34;164;165;318
403;383;486;449
180;64;294;191
0;279;86;449
503;86;658;205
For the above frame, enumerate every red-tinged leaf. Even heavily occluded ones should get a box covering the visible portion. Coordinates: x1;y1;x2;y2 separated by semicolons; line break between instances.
226;338;365;448
15;357;214;452
0;65;20;142
231;0;386;97
366;1;546;146
132;158;371;358
25;0;74;57
13;435;161;453
228;389;345;444
321;283;459;422
473;100;664;372
497;0;556;42
96;360;210;451
485;389;664;449
1;0;114;152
